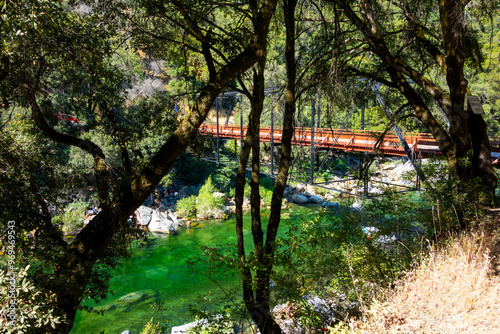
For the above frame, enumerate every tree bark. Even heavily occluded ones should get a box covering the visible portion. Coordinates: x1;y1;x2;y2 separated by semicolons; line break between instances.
334;0;497;199
40;1;279;331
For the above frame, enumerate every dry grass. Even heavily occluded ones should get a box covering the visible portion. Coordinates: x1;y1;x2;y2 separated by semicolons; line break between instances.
344;228;500;334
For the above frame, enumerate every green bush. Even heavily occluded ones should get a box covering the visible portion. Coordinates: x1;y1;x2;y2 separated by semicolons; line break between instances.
333;158;348;174
211;165;236;193
274;192;424;321
197;176;224;216
140;318;165;334
177;177;225;219
52;199;89;235
0;266;63;333
176;195;197;218
260;177;275;190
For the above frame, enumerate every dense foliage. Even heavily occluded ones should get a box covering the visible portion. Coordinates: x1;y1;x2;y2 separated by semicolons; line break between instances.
1;0;500;333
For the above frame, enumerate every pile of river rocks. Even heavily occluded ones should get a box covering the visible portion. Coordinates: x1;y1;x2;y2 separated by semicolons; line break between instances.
134;205;184;234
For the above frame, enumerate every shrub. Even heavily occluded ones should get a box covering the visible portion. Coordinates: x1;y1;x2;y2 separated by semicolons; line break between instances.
52;199;89;235
260;177;275;190
211;165;236;193
177;177;225;219
0;265;63;333
140;318;165;334
274;192;424;322
333;158;349;175
176;195;197;218
197;176;224;217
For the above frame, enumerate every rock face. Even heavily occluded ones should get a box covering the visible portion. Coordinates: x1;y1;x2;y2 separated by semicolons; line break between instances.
148;211;181;234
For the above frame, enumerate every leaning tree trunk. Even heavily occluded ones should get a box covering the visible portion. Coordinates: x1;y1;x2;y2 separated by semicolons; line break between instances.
43;6;279;328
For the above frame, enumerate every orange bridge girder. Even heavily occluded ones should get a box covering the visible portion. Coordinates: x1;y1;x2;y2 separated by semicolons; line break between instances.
199;124;500;160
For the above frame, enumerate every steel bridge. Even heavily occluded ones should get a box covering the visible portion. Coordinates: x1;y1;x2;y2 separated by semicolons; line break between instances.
199;123;500;160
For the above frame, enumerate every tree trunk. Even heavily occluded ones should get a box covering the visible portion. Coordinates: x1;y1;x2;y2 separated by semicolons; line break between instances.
43;2;279;329
334;0;497;201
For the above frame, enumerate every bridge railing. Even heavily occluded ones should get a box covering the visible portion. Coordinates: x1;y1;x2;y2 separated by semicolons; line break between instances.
199;124;500;159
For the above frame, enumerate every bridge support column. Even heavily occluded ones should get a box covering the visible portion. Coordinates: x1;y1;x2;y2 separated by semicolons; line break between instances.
271;107;274;176
310;94;315;184
360;104;365;131
216;98;220;164
240;113;243;149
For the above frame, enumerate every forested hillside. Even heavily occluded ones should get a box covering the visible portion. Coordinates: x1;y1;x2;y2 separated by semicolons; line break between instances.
1;1;500;333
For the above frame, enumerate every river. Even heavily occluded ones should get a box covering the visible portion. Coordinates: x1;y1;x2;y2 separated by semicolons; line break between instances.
70;204;319;334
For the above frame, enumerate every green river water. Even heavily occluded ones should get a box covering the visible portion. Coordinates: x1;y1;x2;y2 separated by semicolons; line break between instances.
71;204;319;334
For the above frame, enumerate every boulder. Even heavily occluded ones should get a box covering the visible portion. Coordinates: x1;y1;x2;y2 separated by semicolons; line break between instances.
352;202;363;212
213;192;227;200
322;201;338;209
303;295;336;323
171;321;198;334
324;193;336;201
167;213;181;225
291;194;308;204
308;195;323;204
197;207;227;220
135;206;153;226
357;186;383;195
295;184;306;192
171;316;229;334
362;226;379;235
117;291;146;303
148;211;179;234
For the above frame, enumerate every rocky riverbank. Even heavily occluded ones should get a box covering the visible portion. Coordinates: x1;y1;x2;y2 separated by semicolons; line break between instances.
131;157;418;235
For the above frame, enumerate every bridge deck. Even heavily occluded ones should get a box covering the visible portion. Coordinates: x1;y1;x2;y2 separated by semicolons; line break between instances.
200;124;500;160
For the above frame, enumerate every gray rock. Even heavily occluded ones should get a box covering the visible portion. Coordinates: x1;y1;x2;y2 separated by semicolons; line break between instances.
303;295;336;323
324;193;335;200
322;201;338;209
121;331;131;334
171;321;198;334
352;201;363;212
167;213;180;225
148;211;179;234
303;191;314;198
135;206;153;226
197;207;227;220
291;194;308;204
308;195;323;204
171;316;230;334
213;192;227;200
